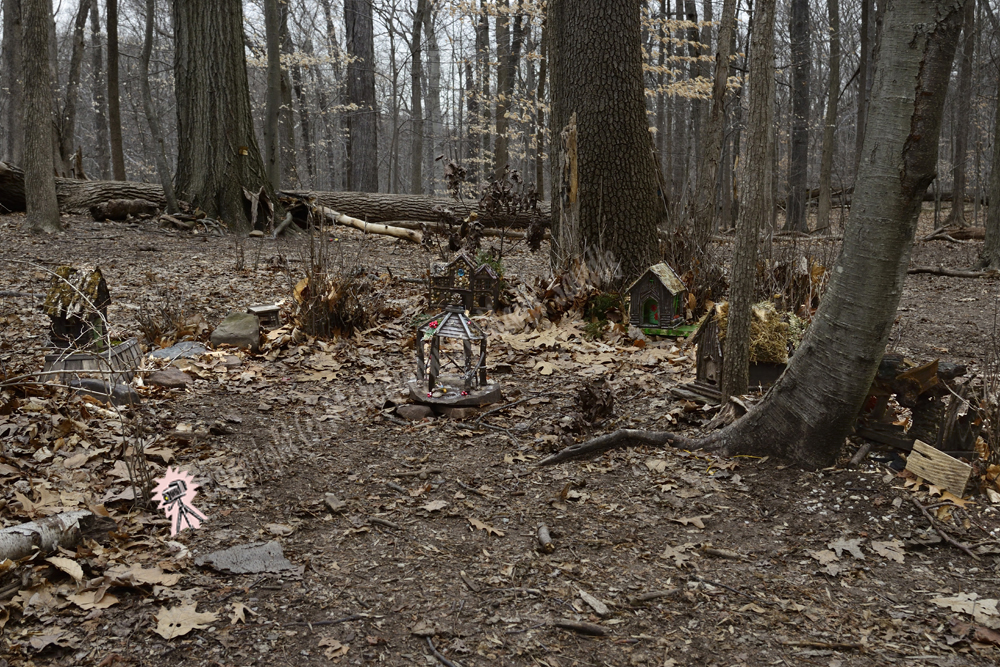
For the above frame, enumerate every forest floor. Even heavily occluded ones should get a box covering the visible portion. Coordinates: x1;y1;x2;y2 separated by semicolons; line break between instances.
2;207;1000;667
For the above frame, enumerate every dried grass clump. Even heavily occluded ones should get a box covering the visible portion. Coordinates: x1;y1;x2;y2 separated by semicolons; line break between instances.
715;301;793;364
292;269;391;338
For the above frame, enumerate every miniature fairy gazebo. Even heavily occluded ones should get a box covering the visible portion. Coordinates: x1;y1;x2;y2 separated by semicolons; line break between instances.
44;266;111;349
409;305;501;406
428;252;500;314
627;262;688;335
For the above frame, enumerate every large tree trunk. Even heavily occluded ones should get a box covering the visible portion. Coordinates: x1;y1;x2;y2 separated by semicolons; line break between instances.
692;0;737;251
855;0;871;177
409;0;425;195
89;0;109;180
57;0;92;177
263;0;282;189
173;0;274;231
548;0;661;287
721;0;775;399
2;0;24;167
106;0;126;180
139;0;177;213
423;3;442;194
278;1;299;189
534;25;546;198
344;0;378;193
977;6;1000;270
785;0;810;232
21;0;60;233
816;0;841;230
290;45;315;189
945;0;976;227
493;1;518;181
477;1;490;186
717;0;965;466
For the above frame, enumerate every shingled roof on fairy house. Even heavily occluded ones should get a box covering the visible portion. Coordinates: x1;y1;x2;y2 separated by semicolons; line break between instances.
627;262;689;335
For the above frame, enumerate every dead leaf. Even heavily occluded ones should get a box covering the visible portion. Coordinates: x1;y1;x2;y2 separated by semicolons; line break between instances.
229;602;257;625
266;523;294;536
871;539;905;563
66;588;118;610
645;458;669;473
660;544;694;568
421;500;449;512
807;549;839;565
105;563;182;587
828;537;865;560
46;556;84;582
154;603;218;639
29;630;80;651
469;517;504;537
535;361;555;375
672;515;712;529
738;603;768;614
931;593;1000;629
319;636;349;659
940;491;975;508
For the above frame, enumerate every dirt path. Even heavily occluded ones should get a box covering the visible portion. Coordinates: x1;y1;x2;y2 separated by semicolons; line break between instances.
2;213;1000;666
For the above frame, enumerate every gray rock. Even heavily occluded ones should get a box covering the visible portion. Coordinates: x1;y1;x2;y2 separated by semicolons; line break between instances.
396;404;434;421
147;341;208;360
194;541;296;574
69;379;141;407
210;312;260;352
146;367;191;389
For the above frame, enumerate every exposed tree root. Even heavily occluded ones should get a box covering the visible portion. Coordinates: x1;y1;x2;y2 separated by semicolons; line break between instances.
537;429;717;466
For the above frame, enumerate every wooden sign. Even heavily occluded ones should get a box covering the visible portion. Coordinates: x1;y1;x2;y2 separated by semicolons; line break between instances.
904;439;972;496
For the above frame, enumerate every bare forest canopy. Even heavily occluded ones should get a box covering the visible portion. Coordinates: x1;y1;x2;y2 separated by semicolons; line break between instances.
0;0;996;231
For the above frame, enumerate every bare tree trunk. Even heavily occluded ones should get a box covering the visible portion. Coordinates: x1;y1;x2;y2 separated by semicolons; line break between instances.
423;3;442;194
493;1;519;181
816;0;840;231
855;0;870;176
692;0;736;251
786;0;810;232
89;0;109;180
535;24;546;198
57;0;92;177
2;0;24;166
106;0;126;180
290;45;314;189
278;1;299;189
139;0;177;213
21;0;60;233
721;0;776;399
655;0;666;180
477;1;490;183
409;0;425;195
548;0;661;286
173;0;275;231
344;0;378;192
946;0;976;226
263;0;281;189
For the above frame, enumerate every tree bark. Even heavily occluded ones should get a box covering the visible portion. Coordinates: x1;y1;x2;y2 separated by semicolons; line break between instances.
534;24;547;199
57;0;92;177
816;0;841;230
290;46;315;189
173;0;275;231
977;41;1000;268
721;0;776;399
263;0;282;189
20;0;60;233
410;0;425;195
717;0;965;466
106;0;126;180
945;0;975;227
423;2;442;194
1;0;24;166
855;0;871;177
278;0;299;189
89;0;109;180
692;0;737;251
548;0;662;287
494;1;521;181
785;0;810;232
345;0;378;192
477;1;491;185
139;0;177;213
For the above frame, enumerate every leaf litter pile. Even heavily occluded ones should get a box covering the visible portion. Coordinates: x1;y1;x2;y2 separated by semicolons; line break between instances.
1;213;1000;666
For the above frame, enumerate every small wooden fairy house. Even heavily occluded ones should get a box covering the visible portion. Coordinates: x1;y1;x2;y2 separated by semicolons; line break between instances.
627;262;688;335
43;266;111;349
429;252;500;314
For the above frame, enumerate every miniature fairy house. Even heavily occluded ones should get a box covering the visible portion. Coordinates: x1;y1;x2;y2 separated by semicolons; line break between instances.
44;266;111;349
627;262;688;335
691;315;723;400
409;305;501;407
429;252;500;314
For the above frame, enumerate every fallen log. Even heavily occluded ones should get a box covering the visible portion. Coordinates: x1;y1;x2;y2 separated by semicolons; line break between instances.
907;265;994;278
920;226;986;241
318;206;424;244
0;161;166;213
382;219;551;241
283;189;549;228
0;510;115;561
90;198;159;221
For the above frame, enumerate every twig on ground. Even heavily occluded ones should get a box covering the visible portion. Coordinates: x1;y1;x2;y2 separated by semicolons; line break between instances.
283;614;363;627
848;442;872;467
393;468;442;478
553;619;608;636
368;517;402;530
908;496;979;560
628;589;680;606
426;637;461;667
455;479;493;498
538;429;701;465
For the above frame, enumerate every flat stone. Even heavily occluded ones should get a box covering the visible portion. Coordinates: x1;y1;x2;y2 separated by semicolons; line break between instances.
146;367;191;389
432;406;480;419
194;541;296;574
210;312;260;352
69;379;141;407
248;230;265;237
222;354;242;368
147;341;208;360
396;404;434;421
